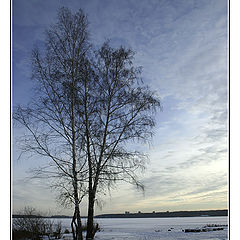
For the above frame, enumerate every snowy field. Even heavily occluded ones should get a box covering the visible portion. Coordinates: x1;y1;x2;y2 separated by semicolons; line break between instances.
52;216;228;240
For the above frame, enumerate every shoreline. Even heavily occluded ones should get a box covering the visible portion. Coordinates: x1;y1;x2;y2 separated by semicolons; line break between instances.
12;209;228;219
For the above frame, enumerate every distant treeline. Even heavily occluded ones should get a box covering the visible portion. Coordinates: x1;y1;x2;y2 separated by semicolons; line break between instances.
12;214;87;219
12;215;72;219
13;215;44;218
95;210;228;218
13;209;228;219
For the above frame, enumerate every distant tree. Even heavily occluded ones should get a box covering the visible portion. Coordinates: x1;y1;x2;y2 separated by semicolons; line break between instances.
14;7;90;240
83;42;161;239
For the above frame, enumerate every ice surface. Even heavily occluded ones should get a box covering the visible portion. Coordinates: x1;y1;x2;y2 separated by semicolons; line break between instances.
53;216;228;240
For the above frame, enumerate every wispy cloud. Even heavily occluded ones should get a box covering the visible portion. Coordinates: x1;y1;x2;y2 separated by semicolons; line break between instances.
13;0;228;214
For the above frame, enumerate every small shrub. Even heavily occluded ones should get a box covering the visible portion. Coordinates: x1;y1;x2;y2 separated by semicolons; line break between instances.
80;222;100;232
53;221;62;239
12;230;32;240
12;207;62;240
94;223;101;233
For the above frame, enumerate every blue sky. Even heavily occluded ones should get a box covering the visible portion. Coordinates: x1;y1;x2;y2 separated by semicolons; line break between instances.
13;0;228;215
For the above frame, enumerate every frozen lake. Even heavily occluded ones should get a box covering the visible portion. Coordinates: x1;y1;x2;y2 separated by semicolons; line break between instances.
51;216;228;240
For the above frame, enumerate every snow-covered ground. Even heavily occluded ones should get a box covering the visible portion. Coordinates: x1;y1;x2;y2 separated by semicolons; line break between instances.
53;216;228;240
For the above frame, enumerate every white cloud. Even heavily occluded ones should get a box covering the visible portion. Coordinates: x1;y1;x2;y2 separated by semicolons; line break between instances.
13;0;228;213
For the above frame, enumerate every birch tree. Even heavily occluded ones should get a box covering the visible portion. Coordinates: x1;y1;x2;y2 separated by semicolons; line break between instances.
14;7;161;240
14;7;90;240
84;42;161;239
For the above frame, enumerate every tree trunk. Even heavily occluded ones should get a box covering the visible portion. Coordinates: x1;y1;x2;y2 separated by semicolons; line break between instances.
84;75;96;239
71;210;78;240
86;190;95;239
71;79;83;240
75;204;83;240
71;194;83;240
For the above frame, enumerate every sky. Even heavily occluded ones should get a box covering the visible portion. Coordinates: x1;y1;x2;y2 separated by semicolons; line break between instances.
12;0;228;216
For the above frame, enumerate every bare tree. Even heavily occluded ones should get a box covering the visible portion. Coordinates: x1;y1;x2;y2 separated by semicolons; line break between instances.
14;7;161;240
14;7;91;240
82;42;162;239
